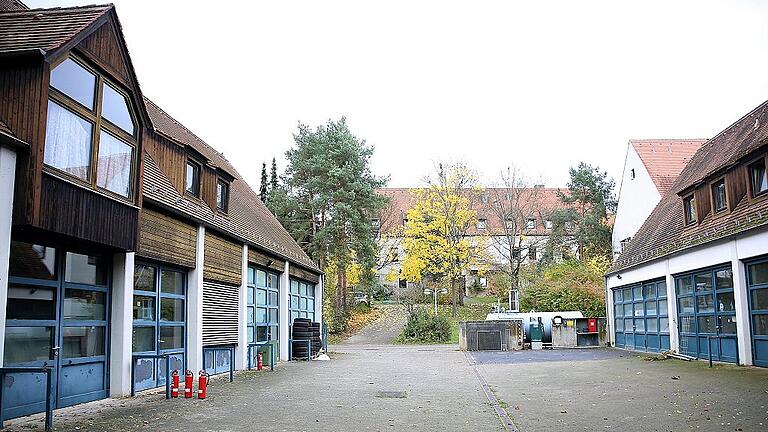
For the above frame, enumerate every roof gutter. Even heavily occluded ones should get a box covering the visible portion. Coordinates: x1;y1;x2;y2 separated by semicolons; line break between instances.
0;48;45;59
0;129;29;151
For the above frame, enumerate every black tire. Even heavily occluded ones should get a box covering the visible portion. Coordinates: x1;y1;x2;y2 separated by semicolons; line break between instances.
311;322;320;328
292;324;310;330
293;331;312;338
294;318;312;324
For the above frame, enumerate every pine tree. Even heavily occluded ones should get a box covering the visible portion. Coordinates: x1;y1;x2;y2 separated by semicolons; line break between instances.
259;162;268;202
270;157;278;192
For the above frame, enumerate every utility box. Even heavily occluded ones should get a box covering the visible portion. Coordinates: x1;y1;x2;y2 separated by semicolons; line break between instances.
459;320;524;351
551;317;608;348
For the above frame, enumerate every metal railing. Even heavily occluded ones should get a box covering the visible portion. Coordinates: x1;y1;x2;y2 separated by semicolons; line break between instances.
130;352;182;399
0;367;53;431
247;341;276;371
201;346;235;383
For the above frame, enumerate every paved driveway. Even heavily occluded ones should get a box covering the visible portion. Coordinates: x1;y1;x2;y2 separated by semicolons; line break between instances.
472;348;768;432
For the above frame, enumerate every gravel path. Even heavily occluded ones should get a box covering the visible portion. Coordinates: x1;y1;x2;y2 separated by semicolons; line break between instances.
341;303;408;346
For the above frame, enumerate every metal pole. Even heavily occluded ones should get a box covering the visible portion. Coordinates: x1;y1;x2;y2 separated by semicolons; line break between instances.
44;368;52;432
229;347;234;382
130;358;136;397
0;371;5;430
434;288;438;317
165;356;171;400
708;336;713;368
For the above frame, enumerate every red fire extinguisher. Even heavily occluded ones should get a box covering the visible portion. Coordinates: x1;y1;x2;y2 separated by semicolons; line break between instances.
171;370;180;398
257;353;263;371
197;370;208;399
184;370;194;398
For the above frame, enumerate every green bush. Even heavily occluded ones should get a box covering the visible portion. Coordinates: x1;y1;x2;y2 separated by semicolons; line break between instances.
396;310;451;344
519;260;606;317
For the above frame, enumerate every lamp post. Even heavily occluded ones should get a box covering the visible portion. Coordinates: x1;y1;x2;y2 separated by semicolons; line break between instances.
423;287;449;317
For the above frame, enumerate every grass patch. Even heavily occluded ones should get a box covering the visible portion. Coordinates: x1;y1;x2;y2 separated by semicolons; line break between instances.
465;296;505;305
327;304;383;344
395;303;493;344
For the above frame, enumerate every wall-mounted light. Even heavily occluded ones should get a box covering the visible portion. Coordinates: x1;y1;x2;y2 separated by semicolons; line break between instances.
616;274;622;280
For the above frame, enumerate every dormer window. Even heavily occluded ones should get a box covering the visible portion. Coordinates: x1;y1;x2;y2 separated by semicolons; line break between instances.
185;160;200;197
44;56;137;200
526;218;536;229
216;178;229;212
544;219;553;230
477;218;487;230
711;179;727;213
505;218;515;230
683;194;697;226
750;159;768;197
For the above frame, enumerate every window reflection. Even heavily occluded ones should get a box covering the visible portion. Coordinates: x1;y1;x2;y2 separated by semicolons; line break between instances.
9;241;56;280
64;289;106;320
7;286;56;320
65;252;107;285
50;58;96;109
101;83;134;134
62;326;104;358
4;327;52;363
96;131;132;197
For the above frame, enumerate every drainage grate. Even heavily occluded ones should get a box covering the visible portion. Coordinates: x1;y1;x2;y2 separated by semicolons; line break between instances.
376;391;407;399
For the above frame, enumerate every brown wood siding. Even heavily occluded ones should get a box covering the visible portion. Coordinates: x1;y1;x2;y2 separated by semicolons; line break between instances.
0;59;48;226
75;21;130;86
201;165;217;211
202;280;240;346
144;132;186;194
204;231;242;285
248;248;285;272
138;206;197;267
694;184;710;222
38;174;138;250
726;165;748;211
289;264;320;284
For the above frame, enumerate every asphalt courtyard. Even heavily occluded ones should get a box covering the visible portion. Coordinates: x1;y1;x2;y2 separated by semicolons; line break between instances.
4;345;768;431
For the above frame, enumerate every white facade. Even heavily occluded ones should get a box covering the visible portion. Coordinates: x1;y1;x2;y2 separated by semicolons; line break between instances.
606;226;768;366
612;144;662;257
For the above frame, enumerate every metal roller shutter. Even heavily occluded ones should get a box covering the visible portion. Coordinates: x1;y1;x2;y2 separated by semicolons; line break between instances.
202;280;240;346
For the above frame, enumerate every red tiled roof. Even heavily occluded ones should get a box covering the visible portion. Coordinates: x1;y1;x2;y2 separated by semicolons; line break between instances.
142;99;320;272
0;5;111;55
631;139;706;196
0;0;28;12
611;100;768;273
376;187;567;236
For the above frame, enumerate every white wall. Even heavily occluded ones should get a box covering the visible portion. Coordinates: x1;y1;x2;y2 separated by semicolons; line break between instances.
612;145;662;256
109;252;134;396
0;145;17;366
606;226;768;365
187;225;205;374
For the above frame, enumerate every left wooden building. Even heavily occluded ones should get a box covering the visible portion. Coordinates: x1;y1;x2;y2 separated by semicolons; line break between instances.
0;0;322;421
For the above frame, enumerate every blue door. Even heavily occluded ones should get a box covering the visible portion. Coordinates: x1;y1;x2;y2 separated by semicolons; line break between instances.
675;266;738;363
132;262;186;391
746;258;768;367
4;241;110;419
612;280;670;353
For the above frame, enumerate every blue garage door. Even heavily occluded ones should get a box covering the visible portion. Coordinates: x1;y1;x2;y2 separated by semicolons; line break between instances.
746;258;768;367
612;280;670;352
4;241;110;419
676;266;738;363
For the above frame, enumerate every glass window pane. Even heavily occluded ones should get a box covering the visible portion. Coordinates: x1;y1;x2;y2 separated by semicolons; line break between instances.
65;252;107;285
270;325;279;341
308;298;315;311
161;270;184;295
299;297;307;310
4;327;52;363
160;298;184;322
257;270;267;287
268;308;278;323
256;326;268;342
697;294;715;313
614;289;622;302
134;265;156;292
270;274;279;289
9;241;56;280
623;303;632;316
101;83;134;134
159;326;184;350
751;161;768;196
247;307;254;324
635;318;645;332
614;304;622;317
717;291;735;312
697;316;716;333
632;286;642;300
62;326;104;358
715;269;733;289
647;318;658;332
622;288;631;301
680;316;696;333
719;316;737;334
624;318;633;331
645;300;657;315
678;297;694;314
256;307;267;323
50;58;96;109
44;100;93;180
132;326;155;352
291;295;298;309
248;267;255;285
268;290;278;307
257;289;267;306
657;281;667;297
633;302;643;317
749;262;768;286
64;289;106;320
96;131;132;197
7;286;56;320
247;287;254;305
658;299;668;316
247;326;255;343
752;288;768;311
676;277;693;296
695;273;712;292
615;318;623;331
185;162;199;196
306;284;315;299
291;311;299;321
133;295;155;320
642;284;655;298
753;315;768;336
659;318;669;333
291;280;299;294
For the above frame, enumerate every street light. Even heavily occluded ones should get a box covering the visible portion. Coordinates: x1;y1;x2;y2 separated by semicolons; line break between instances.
423;287;449;317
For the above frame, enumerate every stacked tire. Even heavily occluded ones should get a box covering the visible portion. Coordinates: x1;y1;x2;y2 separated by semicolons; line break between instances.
311;322;322;356
292;319;323;359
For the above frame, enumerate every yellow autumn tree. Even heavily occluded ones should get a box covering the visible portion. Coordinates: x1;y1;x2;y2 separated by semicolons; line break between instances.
401;163;488;317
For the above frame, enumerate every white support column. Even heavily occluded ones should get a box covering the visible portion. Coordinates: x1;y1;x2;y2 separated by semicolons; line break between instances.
665;260;679;353
110;252;134;397
0;145;17;367
605;281;615;347
187;225;205;374
314;274;324;331
279;261;290;361
731;240;753;365
235;244;248;370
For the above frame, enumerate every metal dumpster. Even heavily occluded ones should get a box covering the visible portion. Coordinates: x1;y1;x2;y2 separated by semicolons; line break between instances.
459;320;524;351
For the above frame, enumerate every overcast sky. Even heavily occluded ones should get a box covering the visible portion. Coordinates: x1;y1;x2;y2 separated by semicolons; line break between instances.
28;0;768;189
